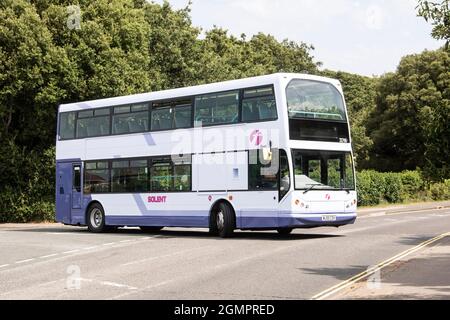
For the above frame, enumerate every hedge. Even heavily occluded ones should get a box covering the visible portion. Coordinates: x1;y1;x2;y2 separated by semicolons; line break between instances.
356;170;450;206
0;145;55;223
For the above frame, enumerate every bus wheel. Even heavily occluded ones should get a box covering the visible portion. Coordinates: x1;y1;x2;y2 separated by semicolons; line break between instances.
87;203;106;233
140;226;163;233
215;202;235;238
277;228;293;235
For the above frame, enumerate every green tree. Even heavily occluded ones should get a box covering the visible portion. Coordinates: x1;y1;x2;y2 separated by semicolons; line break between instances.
417;0;450;46
367;49;450;179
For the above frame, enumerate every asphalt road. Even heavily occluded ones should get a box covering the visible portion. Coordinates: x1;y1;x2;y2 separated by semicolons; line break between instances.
1;202;450;300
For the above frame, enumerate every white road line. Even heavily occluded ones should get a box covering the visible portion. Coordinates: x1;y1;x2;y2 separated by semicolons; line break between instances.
102;242;115;246
62;249;80;254
119;239;133;243
0;264;10;268
39;253;59;259
79;278;138;291
83;246;99;250
45;232;71;235
110;280;172;300
101;281;138;290
15;258;35;264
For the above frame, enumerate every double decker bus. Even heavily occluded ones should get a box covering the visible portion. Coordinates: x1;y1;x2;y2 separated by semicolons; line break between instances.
56;73;357;237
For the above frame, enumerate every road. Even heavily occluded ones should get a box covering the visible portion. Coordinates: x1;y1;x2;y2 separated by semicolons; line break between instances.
0;202;449;300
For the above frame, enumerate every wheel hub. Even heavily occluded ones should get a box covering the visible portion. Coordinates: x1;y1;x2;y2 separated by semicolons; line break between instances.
91;208;102;228
216;211;224;230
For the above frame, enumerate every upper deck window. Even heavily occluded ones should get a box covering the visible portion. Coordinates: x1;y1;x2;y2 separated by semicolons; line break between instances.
151;100;192;131
58;84;278;140
76;108;111;138
286;80;346;122
242;86;277;122
112;103;149;135
59;112;76;140
194;91;239;126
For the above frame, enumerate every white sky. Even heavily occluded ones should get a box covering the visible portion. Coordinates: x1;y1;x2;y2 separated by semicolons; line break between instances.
153;0;444;76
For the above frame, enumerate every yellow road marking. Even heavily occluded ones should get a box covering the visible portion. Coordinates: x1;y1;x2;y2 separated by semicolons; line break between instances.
311;232;450;300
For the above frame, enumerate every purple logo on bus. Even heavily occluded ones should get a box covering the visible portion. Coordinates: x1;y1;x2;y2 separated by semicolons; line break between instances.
250;130;263;146
148;195;167;203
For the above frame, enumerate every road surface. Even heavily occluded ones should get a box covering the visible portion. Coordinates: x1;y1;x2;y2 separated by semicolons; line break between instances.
0;202;449;300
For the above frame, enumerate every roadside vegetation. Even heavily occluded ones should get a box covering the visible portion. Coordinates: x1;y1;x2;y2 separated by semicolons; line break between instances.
357;170;450;206
0;0;449;222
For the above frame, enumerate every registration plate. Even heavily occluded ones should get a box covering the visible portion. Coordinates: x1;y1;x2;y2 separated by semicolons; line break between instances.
321;215;337;222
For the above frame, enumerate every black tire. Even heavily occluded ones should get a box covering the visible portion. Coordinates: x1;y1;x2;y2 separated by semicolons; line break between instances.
277;228;293;235
213;202;235;238
86;203;106;233
140;226;163;233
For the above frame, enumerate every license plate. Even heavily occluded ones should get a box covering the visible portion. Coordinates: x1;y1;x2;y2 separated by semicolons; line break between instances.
321;215;337;222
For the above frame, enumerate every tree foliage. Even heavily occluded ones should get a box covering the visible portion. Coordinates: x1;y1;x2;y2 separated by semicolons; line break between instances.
417;0;450;46
366;49;450;179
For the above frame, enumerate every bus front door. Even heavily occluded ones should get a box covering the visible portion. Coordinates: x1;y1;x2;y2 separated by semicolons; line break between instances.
72;164;82;210
56;162;82;224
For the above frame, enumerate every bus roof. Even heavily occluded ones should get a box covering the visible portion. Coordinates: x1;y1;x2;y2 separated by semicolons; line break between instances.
58;73;341;113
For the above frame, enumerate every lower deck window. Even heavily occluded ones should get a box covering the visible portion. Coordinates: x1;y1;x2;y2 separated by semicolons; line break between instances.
84;161;110;193
150;156;192;192
111;160;148;192
84;155;192;194
248;149;278;190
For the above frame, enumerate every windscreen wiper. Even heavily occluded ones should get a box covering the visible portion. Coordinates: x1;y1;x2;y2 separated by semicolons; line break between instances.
303;183;324;194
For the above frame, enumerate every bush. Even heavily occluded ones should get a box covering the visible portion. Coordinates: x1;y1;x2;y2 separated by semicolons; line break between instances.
356;170;386;206
384;172;404;203
428;180;450;201
400;170;424;199
0;144;55;223
356;169;450;206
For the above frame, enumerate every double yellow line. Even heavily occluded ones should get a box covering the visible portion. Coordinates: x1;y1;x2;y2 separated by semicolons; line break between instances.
311;232;450;300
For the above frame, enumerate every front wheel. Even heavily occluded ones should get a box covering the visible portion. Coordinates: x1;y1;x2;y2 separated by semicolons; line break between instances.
277;228;293;235
87;203;106;233
213;202;235;238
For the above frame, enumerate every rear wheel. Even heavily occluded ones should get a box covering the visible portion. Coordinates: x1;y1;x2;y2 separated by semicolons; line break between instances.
213;202;235;238
87;203;106;233
277;228;293;235
140;226;163;233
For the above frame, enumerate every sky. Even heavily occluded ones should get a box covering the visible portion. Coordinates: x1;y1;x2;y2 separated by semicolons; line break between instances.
153;0;444;77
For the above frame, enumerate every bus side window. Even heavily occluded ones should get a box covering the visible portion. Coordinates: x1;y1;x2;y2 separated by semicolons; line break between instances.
59;112;76;140
73;165;81;192
248;149;278;190
279;150;290;199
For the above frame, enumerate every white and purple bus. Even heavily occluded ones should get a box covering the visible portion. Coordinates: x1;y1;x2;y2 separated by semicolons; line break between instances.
56;73;357;237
